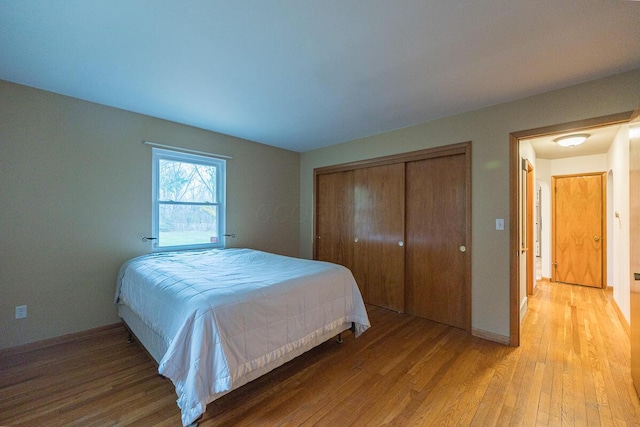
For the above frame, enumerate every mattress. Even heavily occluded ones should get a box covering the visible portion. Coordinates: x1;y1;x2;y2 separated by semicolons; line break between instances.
115;248;370;426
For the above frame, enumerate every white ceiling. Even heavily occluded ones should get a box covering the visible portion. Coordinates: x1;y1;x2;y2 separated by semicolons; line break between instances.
527;124;623;160
1;1;639;153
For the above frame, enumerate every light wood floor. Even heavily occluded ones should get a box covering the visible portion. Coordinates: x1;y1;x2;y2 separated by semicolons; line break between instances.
2;280;640;426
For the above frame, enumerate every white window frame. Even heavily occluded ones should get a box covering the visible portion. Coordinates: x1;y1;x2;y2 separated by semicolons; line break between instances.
151;147;226;252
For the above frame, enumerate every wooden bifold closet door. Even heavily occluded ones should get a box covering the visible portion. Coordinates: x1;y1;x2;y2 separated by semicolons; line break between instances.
314;143;471;330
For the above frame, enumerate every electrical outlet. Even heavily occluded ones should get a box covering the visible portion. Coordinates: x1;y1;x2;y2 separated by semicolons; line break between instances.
15;305;27;319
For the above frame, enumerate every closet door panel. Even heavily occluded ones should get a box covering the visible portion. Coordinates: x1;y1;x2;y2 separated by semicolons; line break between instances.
353;163;405;312
405;154;468;328
315;171;354;270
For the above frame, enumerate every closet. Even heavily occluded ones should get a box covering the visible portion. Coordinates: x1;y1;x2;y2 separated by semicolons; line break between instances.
314;143;471;330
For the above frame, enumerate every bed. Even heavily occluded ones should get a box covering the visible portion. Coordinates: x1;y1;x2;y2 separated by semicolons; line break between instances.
114;248;370;426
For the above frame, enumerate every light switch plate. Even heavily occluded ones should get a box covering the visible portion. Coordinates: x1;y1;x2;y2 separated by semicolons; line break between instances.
15;305;27;319
496;219;504;230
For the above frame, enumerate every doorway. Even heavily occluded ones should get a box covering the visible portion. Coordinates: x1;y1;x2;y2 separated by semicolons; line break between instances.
508;112;632;346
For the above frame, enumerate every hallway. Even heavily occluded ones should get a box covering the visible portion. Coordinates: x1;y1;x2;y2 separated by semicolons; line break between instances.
521;279;640;424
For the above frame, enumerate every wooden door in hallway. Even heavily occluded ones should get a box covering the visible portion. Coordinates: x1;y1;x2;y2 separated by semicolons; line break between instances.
552;173;606;288
630;106;640;395
405;153;469;329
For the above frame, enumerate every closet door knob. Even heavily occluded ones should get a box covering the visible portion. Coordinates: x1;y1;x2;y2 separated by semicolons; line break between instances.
593;236;601;242
354;237;359;243
459;246;466;252
398;241;404;247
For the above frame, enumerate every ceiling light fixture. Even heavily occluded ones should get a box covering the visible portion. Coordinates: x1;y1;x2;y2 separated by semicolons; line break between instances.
553;133;590;147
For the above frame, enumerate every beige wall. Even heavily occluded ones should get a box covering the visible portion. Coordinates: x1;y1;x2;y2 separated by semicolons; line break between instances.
300;69;640;341
536;159;552;279
608;125;632;324
0;80;300;349
2;70;638;350
549;153;608;176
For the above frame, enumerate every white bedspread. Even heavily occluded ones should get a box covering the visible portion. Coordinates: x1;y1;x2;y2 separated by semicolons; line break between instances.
115;248;370;426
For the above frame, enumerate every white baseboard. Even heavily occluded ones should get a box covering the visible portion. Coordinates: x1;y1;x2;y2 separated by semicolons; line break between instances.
520;297;528;321
472;328;510;345
610;292;630;337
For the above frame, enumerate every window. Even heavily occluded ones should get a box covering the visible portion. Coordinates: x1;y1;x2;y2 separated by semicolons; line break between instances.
152;148;226;251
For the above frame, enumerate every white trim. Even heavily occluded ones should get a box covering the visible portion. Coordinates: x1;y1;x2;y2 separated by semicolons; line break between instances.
472;328;510;345
520;296;528;323
144;140;233;160
151;148;226;252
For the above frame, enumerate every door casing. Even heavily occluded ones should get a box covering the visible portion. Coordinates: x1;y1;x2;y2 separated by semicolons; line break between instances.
509;112;633;346
629;105;640;395
525;160;534;296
